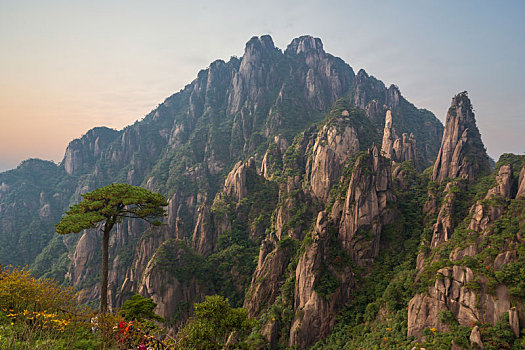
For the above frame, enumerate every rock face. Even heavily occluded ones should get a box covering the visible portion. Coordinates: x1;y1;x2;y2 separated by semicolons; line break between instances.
63;127;119;175
244;173;312;318
409;159;525;343
470;325;484;349
430;181;460;248
307;113;360;200
287;146;395;349
381;110;417;164
289;211;355;349
432;92;490;184
338;145;395;266
244;238;294;317
408;266;511;338
223;159;255;203
517;164;525;198
469;164;513;232
138;240;208;324
191;204;214;256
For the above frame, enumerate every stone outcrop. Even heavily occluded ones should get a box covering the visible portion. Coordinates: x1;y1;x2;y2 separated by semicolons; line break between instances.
408;265;511;338
430;181;460;248
223;159;256;203
411;159;524;343
337;145;395;266
470;325;484;349
191;204;214;256
70;229;100;301
244;238;294;317
260;136;288;179
289;211;354;349
432;92;490;184
284;36;354;110
381;110;417;164
509;307;520;338
274;176;310;241
245;174;311;319
469;164;513;232
517;164;525;198
306;115;360;200
138;240;208;325
62;127;119;175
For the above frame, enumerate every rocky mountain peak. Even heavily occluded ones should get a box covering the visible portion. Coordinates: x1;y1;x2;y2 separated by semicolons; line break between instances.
285;35;324;56
432;91;490;184
356;69;368;79
243;35;276;59
62;127;119;175
386;84;400;109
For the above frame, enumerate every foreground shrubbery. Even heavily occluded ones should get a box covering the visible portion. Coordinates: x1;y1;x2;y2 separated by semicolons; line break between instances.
0;266;261;349
175;295;260;349
0;267;176;349
0;266;104;349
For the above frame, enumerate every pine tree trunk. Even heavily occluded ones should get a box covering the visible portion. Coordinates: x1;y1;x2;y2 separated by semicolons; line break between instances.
100;222;111;313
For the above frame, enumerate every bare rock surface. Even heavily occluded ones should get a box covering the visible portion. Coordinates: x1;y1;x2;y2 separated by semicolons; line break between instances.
432;92;490;184
469;164;513;232
307;120;359;200
381;110;417;163
517;163;525;198
289;211;354;349
430;182;459;248
338;145;395;265
408;265;511;339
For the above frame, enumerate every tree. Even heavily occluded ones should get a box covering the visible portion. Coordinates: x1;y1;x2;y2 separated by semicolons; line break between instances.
120;294;165;322
176;295;257;349
56;183;167;313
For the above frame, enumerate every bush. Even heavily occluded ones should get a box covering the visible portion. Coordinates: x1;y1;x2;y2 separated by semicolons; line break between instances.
0;266;104;349
176;295;257;349
120;294;165;322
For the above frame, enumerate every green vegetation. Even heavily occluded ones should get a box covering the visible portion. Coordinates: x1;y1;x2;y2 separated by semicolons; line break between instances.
0;266;104;349
176;295;259;349
120;294;165;323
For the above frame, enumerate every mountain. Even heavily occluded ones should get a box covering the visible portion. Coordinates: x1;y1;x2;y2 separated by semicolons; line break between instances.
2;35;523;348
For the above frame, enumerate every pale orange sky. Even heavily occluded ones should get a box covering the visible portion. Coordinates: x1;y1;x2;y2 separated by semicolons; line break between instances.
1;1;524;172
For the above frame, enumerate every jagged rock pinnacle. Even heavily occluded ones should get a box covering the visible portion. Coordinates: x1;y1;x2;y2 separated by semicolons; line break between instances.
432;91;490;184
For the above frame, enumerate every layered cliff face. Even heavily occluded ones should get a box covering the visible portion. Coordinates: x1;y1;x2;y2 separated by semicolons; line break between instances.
432;92;490;184
306;102;363;200
337;146;395;266
517;163;525;198
289;211;355;349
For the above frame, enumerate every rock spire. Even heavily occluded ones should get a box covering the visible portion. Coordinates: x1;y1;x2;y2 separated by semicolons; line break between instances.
432;92;490;184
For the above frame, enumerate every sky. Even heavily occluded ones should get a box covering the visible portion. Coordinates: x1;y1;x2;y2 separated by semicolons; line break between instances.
1;0;524;172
